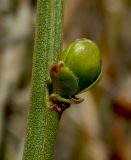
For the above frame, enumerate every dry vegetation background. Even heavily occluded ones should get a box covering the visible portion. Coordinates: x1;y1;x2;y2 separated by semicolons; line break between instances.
0;0;131;160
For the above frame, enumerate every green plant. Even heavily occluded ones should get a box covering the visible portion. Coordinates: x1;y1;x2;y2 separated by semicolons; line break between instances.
23;1;101;159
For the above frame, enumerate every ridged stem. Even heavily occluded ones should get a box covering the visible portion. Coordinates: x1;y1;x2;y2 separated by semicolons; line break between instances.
22;0;63;160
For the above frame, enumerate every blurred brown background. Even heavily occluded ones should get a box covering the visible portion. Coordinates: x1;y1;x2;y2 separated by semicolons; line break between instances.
0;0;131;160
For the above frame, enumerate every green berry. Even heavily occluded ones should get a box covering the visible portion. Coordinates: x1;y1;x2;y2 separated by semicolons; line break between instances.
50;38;101;99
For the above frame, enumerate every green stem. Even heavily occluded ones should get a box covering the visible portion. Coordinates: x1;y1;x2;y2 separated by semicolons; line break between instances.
22;0;63;160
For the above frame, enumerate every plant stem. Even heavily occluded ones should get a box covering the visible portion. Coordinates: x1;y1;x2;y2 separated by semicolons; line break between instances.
22;0;63;160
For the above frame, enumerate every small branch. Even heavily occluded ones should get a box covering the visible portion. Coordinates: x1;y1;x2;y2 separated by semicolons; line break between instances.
23;0;63;160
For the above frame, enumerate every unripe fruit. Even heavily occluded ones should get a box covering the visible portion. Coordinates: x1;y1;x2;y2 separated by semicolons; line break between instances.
50;39;101;101
60;39;101;94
